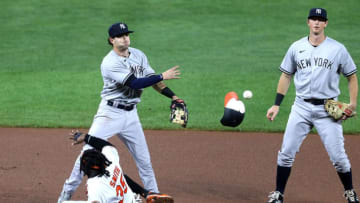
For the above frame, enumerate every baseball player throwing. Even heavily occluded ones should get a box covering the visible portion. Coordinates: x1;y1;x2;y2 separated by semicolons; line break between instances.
266;8;359;203
58;22;184;202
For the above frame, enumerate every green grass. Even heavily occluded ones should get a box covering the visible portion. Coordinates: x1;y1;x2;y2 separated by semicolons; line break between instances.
1;0;359;133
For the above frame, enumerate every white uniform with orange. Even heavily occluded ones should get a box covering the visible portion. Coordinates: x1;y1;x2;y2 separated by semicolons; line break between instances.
87;146;135;203
63;146;136;203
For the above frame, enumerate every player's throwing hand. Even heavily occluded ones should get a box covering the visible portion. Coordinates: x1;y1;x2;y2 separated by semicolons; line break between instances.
162;65;180;80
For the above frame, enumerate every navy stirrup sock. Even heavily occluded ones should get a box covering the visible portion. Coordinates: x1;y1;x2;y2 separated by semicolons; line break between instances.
338;170;354;191
276;165;292;194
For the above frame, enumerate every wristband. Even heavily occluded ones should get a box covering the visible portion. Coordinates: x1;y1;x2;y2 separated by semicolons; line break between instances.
275;93;285;106
84;134;91;144
161;87;175;98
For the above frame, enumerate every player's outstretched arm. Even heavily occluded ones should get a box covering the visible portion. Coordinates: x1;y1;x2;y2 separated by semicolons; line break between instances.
266;73;292;121
69;130;113;151
123;65;180;90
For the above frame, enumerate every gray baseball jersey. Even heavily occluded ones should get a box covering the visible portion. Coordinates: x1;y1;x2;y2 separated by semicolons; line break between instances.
101;47;156;105
60;47;160;197
277;36;357;173
280;36;357;99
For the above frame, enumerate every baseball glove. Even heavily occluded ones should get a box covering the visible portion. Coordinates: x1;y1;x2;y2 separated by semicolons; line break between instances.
324;99;356;120
170;99;188;128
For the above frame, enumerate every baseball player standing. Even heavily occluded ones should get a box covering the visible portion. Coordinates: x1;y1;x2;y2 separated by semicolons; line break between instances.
266;8;359;203
58;22;183;202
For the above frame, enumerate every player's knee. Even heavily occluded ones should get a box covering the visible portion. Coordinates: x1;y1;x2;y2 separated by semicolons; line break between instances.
333;159;351;173
277;150;295;167
329;152;351;172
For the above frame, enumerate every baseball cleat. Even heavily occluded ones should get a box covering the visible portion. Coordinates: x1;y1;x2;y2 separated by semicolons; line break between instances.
57;190;72;203
146;192;174;203
344;189;359;203
134;193;143;203
267;191;283;203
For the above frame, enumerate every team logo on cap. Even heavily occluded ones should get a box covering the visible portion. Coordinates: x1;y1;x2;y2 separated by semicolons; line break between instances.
119;23;126;29
316;9;322;14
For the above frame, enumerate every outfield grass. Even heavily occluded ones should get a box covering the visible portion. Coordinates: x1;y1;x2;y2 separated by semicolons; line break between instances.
1;0;359;133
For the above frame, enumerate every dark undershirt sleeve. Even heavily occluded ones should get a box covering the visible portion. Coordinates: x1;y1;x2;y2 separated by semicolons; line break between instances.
124;74;163;89
84;134;113;151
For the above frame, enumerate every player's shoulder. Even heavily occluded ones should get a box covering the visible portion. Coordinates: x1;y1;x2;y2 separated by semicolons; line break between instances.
102;50;118;63
325;37;346;49
325;36;341;44
285;36;308;53
102;146;120;163
290;36;308;47
101;50;124;70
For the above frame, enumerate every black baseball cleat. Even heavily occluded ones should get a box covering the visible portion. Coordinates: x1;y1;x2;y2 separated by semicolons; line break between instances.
344;189;360;203
267;191;284;203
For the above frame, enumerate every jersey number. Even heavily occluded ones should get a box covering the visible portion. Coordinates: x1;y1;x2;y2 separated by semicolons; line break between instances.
116;173;128;203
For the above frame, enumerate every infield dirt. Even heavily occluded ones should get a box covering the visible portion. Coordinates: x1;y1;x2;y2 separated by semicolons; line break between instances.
0;128;359;203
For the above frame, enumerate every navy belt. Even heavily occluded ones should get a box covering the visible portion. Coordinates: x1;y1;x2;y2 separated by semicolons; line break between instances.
107;101;135;111
304;98;333;105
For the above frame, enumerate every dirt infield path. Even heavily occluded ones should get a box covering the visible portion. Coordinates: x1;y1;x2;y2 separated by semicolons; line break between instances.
0;128;359;203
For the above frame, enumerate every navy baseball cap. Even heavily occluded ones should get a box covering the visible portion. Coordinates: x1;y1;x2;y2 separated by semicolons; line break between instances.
108;22;134;38
308;8;327;21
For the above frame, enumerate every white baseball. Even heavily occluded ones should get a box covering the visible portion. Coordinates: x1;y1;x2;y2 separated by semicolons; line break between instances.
243;90;253;99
